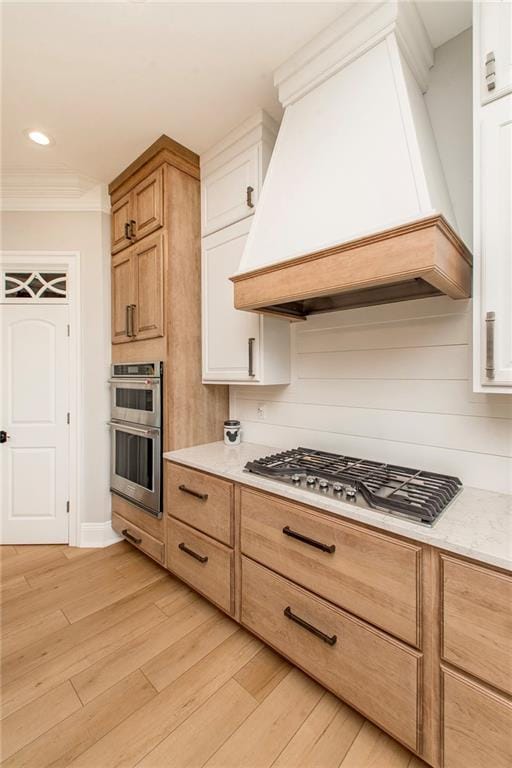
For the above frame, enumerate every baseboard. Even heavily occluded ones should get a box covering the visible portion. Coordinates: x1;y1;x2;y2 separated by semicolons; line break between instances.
80;521;122;548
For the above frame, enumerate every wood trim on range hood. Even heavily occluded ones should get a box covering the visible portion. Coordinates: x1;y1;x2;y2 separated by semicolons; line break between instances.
231;215;473;319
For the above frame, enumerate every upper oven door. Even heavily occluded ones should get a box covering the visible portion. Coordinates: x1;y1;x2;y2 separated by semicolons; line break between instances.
109;378;161;427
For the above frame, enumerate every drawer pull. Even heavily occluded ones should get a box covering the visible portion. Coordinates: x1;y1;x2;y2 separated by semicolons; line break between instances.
282;526;335;554
178;542;208;563
122;528;142;545
178;484;209;501
284;606;337;646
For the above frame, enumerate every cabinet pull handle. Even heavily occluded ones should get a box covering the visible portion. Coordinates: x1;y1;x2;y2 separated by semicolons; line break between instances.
248;337;256;377
130;219;136;239
283;606;337;646
130;304;136;337
126;305;132;337
124;222;131;240
178;542;208;563
246;186;254;208
122;528;142;545
485;51;496;91
485;311;495;379
282;526;335;554
178;484;208;501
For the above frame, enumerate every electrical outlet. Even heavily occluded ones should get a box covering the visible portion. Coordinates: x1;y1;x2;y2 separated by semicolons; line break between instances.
256;403;266;420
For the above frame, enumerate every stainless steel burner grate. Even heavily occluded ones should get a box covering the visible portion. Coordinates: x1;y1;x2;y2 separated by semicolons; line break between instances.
245;447;462;524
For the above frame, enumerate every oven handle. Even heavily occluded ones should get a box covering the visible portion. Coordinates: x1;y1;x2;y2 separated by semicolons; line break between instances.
107;422;159;436
108;379;159;386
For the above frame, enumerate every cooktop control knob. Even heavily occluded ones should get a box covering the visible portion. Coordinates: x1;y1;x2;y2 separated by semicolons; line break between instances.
345;485;357;500
306;475;316;485
291;474;301;483
333;483;343;494
319;479;329;490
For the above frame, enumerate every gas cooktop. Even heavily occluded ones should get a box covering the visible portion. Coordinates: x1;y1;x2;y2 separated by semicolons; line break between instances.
244;447;463;526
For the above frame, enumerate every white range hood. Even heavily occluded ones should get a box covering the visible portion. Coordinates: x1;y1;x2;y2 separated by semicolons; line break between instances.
232;1;472;317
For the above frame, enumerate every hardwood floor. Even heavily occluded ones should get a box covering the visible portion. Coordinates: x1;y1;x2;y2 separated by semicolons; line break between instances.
0;543;428;768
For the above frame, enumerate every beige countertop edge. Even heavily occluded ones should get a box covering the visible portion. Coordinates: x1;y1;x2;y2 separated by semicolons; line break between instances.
163;442;512;573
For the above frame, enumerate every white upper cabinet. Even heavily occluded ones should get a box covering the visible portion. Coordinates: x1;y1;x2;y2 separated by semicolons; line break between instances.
200;110;278;236
478;0;512;104
202;217;290;385
474;2;512;392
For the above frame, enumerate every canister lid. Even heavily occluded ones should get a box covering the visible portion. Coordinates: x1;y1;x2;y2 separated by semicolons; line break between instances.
224;420;240;427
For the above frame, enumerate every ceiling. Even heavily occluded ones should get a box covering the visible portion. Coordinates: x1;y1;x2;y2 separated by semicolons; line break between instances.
1;1;472;185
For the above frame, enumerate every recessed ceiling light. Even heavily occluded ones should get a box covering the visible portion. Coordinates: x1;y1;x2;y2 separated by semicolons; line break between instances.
25;129;53;146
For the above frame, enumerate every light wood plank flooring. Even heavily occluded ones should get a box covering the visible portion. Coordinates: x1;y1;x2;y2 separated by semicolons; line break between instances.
0;543;429;768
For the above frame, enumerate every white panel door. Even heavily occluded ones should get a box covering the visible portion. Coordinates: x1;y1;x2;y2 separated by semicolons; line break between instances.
201;146;259;235
202;218;261;382
1;304;70;543
479;0;512;104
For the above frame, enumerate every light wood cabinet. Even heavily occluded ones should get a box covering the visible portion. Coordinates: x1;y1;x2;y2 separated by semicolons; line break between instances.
112;511;165;564
441;667;512;768
111;233;164;344
132;168;164;241
132;233;164;341
242;556;422;752
441;555;512;695
166;463;233;545
110;167;164;254
202;218;290;384
167;517;234;614
240;487;421;646
111;249;136;343
111;193;132;254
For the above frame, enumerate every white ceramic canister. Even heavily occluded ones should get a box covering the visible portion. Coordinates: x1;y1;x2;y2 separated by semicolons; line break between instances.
224;420;241;446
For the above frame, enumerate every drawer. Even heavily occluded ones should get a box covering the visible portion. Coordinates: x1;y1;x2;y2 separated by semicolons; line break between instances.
166;463;233;545
241;557;421;751
111;494;164;540
442;667;512;768
167;518;233;614
240;488;421;646
112;512;164;564
201;145;259;235
441;556;512;695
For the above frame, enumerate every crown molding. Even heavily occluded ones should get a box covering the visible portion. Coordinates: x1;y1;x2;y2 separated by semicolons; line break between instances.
274;0;434;107
0;169;110;212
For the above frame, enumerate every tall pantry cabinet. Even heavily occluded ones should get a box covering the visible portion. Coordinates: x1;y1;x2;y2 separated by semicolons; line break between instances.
109;135;229;562
473;1;512;391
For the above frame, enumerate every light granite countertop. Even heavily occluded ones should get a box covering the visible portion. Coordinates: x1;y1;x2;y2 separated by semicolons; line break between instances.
163;441;512;572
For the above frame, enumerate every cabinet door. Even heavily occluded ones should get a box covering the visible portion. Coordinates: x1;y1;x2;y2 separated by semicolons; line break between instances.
202;219;260;381
132;167;164;241
132;233;164;341
479;0;512;104
112;250;136;344
442;668;512;768
479;95;512;386
111;193;132;254
201;145;259;235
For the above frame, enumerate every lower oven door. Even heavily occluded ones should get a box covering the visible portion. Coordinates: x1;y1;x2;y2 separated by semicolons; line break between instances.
109;422;161;516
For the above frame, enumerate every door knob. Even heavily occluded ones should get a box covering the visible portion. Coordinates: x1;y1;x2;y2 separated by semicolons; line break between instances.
0;431;10;444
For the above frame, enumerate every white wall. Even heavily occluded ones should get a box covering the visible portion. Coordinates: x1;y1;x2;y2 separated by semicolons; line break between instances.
1;210;112;528
425;28;473;248
231;297;512;494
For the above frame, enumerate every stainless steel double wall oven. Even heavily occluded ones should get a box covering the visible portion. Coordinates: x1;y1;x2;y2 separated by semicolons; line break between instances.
109;361;163;516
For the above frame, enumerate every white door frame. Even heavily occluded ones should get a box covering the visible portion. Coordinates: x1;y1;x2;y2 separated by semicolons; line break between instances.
0;250;81;545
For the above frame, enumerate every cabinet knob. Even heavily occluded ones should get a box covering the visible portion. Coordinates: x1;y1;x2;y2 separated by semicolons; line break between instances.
246;186;255;209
